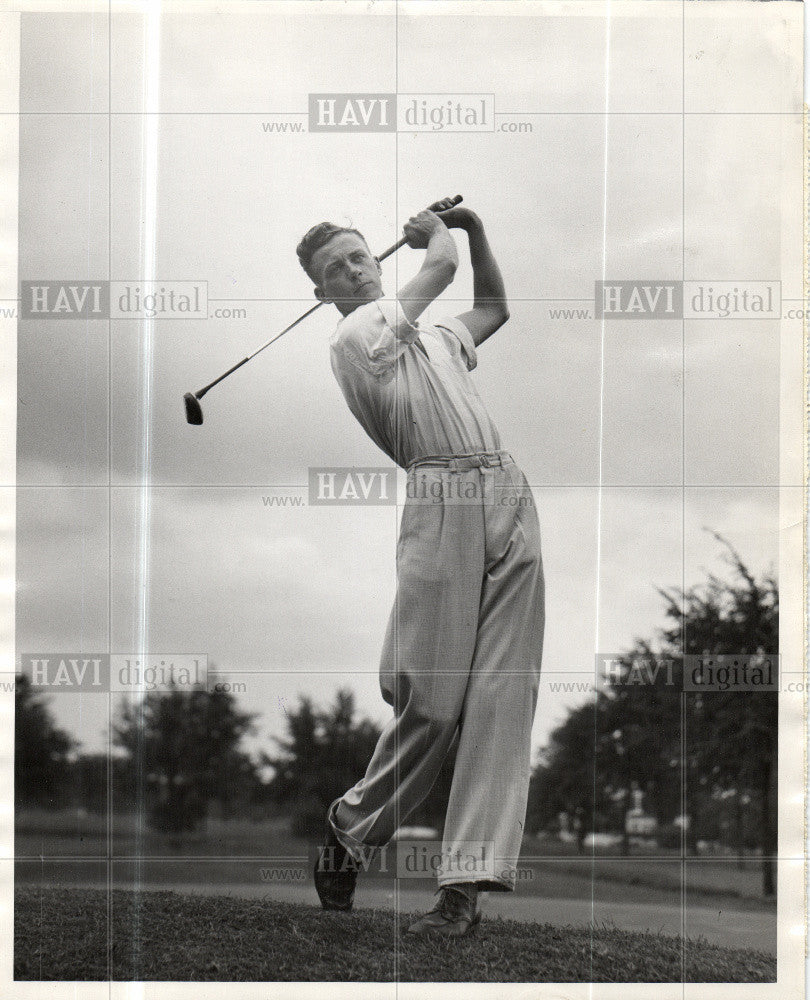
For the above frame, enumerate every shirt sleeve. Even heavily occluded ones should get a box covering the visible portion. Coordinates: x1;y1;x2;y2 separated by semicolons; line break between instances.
433;315;478;372
333;299;421;380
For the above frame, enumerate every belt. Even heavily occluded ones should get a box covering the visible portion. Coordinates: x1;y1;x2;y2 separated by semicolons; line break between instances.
407;451;513;473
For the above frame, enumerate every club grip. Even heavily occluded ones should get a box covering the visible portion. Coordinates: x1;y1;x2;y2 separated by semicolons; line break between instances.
377;195;463;261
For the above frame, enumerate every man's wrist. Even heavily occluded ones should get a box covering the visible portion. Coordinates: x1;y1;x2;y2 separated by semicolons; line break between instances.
428;223;459;258
462;211;483;234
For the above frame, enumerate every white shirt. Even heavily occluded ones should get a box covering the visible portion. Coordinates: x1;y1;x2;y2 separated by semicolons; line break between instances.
330;299;502;469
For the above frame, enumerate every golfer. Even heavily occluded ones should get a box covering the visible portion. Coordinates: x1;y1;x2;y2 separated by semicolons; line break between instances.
296;198;544;936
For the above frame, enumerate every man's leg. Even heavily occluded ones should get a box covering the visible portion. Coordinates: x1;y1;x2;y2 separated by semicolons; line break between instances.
323;485;484;881
438;461;544;894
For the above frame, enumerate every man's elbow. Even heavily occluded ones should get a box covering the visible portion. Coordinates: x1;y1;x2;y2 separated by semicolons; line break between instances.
475;306;509;346
477;302;509;326
493;304;509;327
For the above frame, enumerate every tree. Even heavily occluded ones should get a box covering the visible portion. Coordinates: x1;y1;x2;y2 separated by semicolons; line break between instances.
15;673;77;809
527;698;603;836
658;533;778;896
530;534;778;895
113;685;258;833
265;689;381;836
68;752;108;813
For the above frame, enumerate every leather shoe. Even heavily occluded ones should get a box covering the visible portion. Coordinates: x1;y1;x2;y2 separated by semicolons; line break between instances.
405;885;481;937
314;810;358;911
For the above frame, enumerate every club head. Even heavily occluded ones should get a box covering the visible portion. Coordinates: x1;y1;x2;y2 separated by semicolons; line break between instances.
184;392;204;425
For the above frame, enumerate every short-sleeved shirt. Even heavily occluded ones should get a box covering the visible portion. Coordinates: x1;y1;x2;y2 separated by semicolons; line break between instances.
329;298;502;469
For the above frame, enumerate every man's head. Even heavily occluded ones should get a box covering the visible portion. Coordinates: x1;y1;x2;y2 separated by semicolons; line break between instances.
296;223;383;316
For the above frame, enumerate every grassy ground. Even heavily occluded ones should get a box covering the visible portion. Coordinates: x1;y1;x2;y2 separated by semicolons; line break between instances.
15;886;775;983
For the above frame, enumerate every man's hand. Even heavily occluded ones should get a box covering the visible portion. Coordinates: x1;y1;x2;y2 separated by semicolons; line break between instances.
428;198;480;232
403;209;447;249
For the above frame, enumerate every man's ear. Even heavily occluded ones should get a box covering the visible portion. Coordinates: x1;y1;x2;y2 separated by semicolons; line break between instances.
373;257;382;274
314;286;330;303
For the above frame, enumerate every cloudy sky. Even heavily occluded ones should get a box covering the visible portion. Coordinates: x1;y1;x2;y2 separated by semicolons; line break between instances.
11;2;803;761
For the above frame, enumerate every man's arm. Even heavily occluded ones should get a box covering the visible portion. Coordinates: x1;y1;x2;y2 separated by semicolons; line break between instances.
445;210;509;348
397;209;458;327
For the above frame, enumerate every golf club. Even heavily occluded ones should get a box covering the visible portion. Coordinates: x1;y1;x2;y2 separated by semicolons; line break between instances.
183;195;463;424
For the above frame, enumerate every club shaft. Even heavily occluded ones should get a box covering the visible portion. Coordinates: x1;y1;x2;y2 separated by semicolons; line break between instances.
246;236;409;364
246;301;324;363
196;356;252;399
377;235;408;262
193;196;460;398
198;236;408;393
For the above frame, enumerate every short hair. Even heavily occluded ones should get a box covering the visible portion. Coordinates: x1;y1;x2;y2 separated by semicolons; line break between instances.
296;223;368;284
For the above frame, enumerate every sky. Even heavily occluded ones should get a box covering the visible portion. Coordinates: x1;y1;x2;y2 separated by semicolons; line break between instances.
11;2;804;764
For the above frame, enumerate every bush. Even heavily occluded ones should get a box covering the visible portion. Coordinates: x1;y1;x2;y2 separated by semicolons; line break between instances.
657;824;682;850
290;794;327;838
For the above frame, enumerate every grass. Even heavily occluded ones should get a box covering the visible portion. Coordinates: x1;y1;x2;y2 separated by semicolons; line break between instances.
15;886;775;983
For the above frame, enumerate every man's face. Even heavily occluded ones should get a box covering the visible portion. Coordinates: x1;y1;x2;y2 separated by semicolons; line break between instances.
311;232;383;316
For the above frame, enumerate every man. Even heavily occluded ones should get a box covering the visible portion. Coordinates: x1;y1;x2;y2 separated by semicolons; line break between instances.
296;197;544;936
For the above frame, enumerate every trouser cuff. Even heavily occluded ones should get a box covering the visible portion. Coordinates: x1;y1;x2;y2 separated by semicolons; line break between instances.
327;798;379;864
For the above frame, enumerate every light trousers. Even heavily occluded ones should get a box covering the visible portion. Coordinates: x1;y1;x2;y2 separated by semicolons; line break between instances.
329;452;544;890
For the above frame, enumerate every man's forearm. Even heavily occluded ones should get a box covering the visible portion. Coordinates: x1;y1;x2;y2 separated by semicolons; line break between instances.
423;221;459;276
467;218;508;317
398;225;458;326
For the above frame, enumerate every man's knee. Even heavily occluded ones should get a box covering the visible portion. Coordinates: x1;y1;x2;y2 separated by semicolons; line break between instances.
404;693;461;738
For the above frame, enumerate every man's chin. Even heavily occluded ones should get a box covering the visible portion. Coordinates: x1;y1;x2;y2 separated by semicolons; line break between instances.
339;288;383;316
